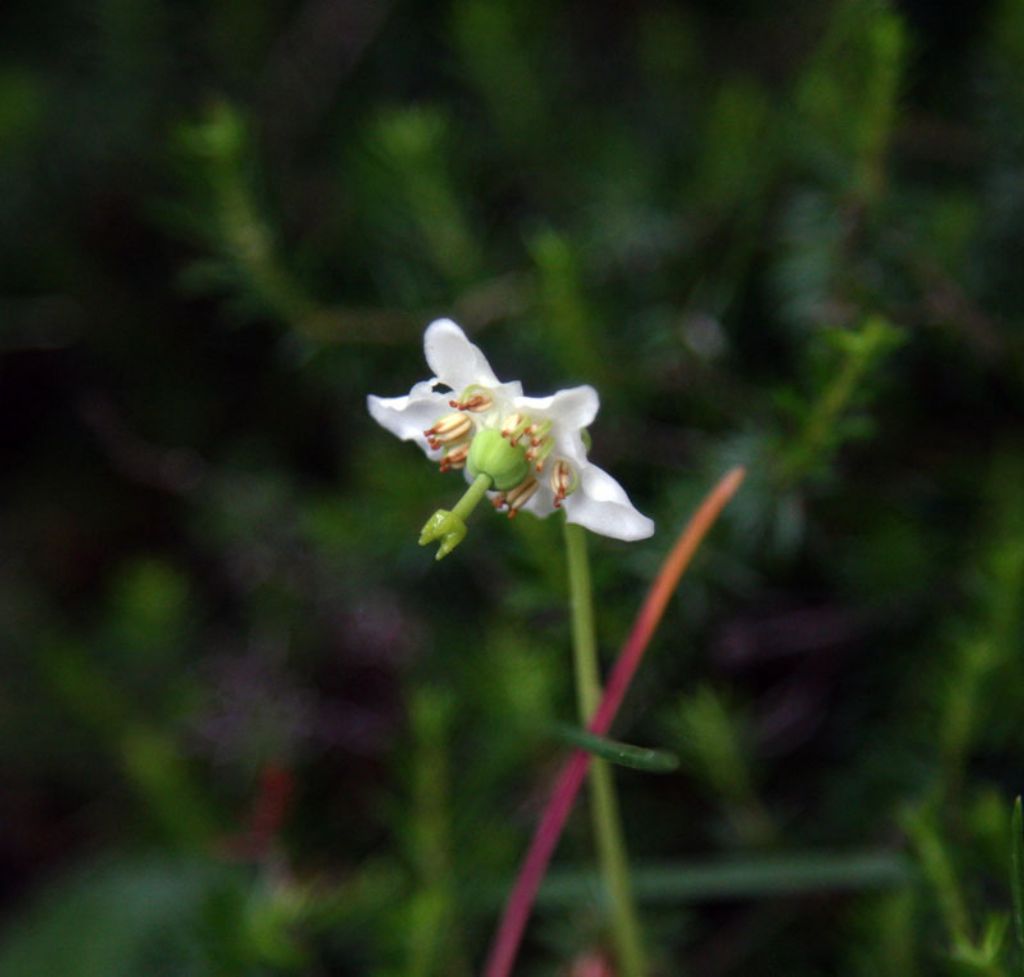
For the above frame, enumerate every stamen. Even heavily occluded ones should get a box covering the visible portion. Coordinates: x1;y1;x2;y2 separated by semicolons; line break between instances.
499;411;524;442
449;385;494;413
527;419;552;445
504;477;539;518
550;459;577;508
439;442;470;472
500;413;531;444
525;437;555;471
423;412;473;449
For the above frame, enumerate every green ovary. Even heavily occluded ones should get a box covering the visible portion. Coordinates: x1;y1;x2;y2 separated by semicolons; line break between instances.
466;428;530;490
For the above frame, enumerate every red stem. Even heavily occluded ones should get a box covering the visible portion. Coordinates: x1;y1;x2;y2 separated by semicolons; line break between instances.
483;467;746;977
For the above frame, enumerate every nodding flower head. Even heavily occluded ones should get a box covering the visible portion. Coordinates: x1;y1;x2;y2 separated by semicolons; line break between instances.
367;319;654;556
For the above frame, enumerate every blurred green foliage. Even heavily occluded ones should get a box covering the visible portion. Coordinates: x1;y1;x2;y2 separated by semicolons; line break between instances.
2;0;1024;973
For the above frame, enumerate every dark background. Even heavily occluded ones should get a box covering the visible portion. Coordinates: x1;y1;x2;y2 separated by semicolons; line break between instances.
2;0;1024;973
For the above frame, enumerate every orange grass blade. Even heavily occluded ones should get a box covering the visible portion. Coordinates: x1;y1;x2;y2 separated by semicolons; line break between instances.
483;466;746;977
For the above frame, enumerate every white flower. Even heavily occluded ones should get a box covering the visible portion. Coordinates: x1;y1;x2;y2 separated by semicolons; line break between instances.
367;319;654;542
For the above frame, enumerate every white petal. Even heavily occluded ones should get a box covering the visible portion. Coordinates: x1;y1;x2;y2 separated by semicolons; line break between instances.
514;385;599;432
366;381;448;456
424;319;502;392
562;463;654;541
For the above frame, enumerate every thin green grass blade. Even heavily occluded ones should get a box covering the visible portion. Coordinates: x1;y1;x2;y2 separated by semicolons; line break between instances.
552;723;680;773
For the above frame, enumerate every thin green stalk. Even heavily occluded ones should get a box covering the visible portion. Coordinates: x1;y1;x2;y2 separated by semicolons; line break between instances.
452;472;492;521
564;519;646;976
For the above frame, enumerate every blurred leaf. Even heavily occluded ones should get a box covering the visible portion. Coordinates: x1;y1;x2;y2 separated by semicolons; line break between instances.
451;0;547;152
119;726;221;847
553;723;679;773
355;105;481;291
670;686;774;846
692;80;777;212
105;558;190;666
795;0;906;198
528;229;606;385
0;856;240;977
528;851;912;907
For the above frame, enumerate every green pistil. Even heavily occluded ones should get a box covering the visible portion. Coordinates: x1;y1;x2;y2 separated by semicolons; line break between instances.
419;472;493;561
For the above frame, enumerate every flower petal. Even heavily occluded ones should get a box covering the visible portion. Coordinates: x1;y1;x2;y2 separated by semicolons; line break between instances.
514;384;599;432
366;381;448;456
424;319;503;391
562;463;654;541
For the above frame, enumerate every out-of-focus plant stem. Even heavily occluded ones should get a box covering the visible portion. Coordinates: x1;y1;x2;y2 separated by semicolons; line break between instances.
564;520;646;977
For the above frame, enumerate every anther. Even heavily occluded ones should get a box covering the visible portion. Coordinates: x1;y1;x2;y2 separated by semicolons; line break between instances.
527;420;552;446
501;413;531;445
424;413;473;449
550;459;577;508
439;442;470;472
504;477;539;518
449;385;494;413
525;437;555;471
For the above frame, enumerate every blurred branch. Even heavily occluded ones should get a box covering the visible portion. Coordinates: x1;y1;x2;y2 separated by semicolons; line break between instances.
904;804;1010;976
775;315;904;488
37;641;220;848
170;101;531;345
673;686;776;847
79;393;207;494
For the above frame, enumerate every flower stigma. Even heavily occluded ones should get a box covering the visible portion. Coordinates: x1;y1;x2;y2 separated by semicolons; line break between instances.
418;472;493;560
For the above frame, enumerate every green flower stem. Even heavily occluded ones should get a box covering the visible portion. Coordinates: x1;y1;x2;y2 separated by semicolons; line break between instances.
453;472;493;520
563;519;646;977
